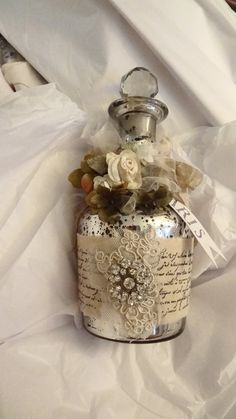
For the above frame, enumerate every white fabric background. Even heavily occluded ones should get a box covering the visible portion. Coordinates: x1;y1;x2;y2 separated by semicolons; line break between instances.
0;1;236;418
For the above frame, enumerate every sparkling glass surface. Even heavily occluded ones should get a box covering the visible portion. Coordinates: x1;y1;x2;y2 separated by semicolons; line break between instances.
123;277;135;290
120;67;158;98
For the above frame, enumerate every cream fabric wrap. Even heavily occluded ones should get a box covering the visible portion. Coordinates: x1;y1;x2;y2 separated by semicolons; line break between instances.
78;229;194;340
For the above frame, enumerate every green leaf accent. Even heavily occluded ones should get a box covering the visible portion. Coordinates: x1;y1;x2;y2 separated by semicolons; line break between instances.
136;186;173;214
68;168;84;188
80;160;95;174
86;155;108;175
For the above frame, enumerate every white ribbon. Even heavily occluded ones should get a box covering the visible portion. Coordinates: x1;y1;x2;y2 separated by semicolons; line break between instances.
169;199;226;267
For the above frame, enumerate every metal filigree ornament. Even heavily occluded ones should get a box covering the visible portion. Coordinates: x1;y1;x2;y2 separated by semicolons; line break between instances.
96;229;161;339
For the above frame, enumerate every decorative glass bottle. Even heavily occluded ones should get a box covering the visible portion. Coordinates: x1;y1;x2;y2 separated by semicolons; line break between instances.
74;68;198;343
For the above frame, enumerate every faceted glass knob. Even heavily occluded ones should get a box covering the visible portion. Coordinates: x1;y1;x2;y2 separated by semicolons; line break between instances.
120;67;159;98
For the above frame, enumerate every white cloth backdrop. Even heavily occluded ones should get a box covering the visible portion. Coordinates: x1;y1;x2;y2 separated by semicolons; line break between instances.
0;1;236;418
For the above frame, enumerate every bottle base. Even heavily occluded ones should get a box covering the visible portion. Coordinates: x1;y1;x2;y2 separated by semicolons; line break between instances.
82;316;186;344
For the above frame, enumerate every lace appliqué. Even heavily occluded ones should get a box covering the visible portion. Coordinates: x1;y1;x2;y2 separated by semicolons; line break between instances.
95;229;161;339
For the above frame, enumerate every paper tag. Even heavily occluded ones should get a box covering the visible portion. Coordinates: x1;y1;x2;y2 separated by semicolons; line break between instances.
169;199;226;267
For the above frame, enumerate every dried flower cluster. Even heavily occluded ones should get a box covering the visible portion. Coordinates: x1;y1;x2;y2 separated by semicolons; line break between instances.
68;145;202;222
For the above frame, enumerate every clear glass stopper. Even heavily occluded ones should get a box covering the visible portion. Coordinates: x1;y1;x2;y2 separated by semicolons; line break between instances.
120;67;158;98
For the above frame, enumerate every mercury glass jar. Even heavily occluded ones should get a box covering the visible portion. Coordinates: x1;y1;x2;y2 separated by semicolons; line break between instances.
77;68;194;343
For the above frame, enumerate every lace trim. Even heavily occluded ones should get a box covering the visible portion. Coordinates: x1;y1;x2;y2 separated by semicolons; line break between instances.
95;229;161;338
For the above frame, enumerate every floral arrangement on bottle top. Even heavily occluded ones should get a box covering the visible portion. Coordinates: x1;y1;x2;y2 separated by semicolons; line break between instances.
68;138;202;222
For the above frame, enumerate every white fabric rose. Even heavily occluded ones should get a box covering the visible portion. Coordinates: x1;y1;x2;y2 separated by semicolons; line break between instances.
106;149;142;189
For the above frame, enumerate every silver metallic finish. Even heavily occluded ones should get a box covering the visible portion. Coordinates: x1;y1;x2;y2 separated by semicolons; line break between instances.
108;97;168;143
83;314;186;343
78;208;191;239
